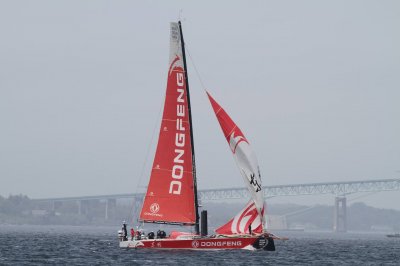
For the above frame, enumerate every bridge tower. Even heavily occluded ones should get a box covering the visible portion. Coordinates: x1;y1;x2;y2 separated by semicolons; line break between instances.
333;196;347;232
105;199;116;220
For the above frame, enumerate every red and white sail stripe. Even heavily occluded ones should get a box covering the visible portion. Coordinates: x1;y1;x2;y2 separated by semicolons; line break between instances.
207;92;265;232
216;201;264;235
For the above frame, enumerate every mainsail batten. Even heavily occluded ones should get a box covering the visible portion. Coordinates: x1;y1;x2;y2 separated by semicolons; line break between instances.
139;23;197;226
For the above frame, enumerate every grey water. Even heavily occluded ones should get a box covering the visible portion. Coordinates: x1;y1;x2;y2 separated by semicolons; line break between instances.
0;225;399;265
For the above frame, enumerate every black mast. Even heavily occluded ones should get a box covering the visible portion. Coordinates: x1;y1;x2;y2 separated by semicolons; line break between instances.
178;21;200;235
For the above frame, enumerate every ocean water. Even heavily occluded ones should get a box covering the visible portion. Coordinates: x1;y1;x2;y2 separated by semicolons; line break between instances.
0;225;399;265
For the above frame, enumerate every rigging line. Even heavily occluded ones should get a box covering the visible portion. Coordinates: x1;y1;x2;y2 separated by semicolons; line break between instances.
185;44;207;90
280;205;320;218
280;192;380;219
128;91;165;225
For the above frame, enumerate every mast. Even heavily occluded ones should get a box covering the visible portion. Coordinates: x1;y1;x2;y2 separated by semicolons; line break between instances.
178;21;200;235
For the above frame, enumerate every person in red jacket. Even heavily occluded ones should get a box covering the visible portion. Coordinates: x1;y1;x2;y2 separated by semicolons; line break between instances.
130;228;135;241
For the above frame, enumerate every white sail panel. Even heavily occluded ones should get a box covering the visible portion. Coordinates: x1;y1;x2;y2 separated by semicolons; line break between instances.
207;92;265;229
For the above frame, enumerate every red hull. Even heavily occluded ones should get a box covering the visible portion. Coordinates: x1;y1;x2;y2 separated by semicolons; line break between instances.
120;237;259;250
120;236;272;250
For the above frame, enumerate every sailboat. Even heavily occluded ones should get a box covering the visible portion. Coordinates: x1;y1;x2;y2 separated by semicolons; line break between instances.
119;21;275;251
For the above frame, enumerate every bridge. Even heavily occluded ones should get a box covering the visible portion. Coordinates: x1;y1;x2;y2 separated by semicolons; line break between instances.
199;178;400;200
33;178;400;232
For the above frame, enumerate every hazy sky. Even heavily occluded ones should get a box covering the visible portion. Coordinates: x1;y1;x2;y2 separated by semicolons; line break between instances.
1;1;399;209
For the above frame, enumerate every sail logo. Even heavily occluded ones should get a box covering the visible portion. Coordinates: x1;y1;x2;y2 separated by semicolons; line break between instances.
191;240;199;248
150;203;160;214
250;173;262;192
229;131;248;154
169;69;186;196
170;24;179;42
144;203;163;217
191;241;243;248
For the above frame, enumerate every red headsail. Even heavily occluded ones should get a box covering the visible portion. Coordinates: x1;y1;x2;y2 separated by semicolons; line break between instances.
139;23;196;225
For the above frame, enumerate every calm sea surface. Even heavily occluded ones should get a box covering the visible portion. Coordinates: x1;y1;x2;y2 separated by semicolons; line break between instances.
0;225;399;265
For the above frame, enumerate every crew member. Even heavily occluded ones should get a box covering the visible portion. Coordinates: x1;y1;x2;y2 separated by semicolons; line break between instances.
130;228;135;241
122;221;128;241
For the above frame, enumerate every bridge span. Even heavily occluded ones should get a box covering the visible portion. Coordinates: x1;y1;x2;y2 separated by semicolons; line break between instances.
33;178;400;232
34;178;400;202
199;178;400;200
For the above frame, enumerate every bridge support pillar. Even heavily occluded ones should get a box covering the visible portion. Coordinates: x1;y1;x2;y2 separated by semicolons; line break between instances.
333;196;347;232
52;201;62;213
78;200;88;216
105;199;116;220
77;200;82;215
